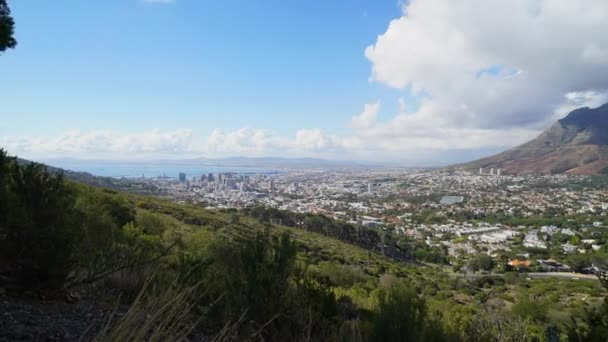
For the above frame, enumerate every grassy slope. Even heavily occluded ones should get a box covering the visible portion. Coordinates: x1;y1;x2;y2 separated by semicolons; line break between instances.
125;192;606;315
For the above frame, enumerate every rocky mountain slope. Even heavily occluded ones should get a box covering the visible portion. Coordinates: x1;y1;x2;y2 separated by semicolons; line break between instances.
452;103;608;174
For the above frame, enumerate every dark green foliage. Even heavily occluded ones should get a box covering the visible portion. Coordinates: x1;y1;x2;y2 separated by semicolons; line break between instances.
372;283;443;341
243;206;411;261
566;253;593;273
0;150;146;292
0;0;16;52
512;299;547;321
469;254;495;273
472;276;504;289
566;298;608;341
0;152;79;290
201;229;340;340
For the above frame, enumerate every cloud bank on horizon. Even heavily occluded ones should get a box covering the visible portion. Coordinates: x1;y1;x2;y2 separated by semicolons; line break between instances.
5;0;608;163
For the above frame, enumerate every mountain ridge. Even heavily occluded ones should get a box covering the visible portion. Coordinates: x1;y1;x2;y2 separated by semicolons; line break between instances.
451;103;608;175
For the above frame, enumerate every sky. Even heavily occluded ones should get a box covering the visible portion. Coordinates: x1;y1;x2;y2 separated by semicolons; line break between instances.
1;0;608;165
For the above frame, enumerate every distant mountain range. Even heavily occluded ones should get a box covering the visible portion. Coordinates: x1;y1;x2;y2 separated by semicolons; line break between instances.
41;156;386;169
451;103;608;175
16;158;155;191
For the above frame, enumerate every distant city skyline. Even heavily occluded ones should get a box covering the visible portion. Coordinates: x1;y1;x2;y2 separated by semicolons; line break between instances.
2;0;608;164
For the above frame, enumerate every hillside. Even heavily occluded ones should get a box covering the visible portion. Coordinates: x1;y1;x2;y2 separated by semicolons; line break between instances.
452;103;608;174
1;149;608;341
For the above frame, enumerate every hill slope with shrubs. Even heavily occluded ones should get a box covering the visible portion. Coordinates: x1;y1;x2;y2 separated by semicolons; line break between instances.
1;149;608;341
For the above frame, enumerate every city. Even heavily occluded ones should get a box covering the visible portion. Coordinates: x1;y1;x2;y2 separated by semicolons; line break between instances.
130;167;608;277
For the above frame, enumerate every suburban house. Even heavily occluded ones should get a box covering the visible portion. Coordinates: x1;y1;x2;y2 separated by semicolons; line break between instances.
537;259;571;272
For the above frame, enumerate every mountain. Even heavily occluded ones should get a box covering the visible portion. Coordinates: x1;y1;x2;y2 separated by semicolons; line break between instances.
42;156;385;169
451;103;608;175
14;157;159;193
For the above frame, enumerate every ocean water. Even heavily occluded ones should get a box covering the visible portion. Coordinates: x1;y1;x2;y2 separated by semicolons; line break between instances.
46;161;279;179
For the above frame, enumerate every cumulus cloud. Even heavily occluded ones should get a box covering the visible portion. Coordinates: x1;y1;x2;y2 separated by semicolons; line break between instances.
205;128;287;155
351;101;381;129
347;99;539;154
365;0;608;129
2;128;346;160
203;128;343;156
1;129;194;158
1;118;539;163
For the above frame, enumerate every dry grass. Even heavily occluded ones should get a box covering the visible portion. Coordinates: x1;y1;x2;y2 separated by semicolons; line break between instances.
94;274;204;342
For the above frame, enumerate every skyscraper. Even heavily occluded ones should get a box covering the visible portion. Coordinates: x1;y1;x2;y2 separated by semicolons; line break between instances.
179;172;186;183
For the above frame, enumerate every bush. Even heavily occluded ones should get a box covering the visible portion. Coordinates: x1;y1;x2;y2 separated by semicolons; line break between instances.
316;262;370;288
201;229;341;340
372;282;445;341
0;157;81;291
512;299;547;322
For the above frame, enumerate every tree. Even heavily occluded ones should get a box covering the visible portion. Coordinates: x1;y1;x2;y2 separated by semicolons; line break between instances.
469;254;494;273
0;0;17;52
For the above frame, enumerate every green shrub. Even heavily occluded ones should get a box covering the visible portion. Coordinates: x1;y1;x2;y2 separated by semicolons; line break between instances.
0;157;80;291
372;282;445;341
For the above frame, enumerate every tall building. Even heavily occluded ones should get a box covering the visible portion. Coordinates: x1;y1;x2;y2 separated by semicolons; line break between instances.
479;168;483;175
490;168;494;175
497;168;501;176
208;173;214;182
368;183;373;194
179;172;186;183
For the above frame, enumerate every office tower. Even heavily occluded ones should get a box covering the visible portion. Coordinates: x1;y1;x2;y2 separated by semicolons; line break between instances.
179;172;186;183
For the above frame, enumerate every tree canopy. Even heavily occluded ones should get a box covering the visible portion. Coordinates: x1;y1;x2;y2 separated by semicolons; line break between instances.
0;0;16;52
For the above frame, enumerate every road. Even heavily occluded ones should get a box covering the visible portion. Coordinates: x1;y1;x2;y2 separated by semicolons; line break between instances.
446;269;599;281
525;272;598;280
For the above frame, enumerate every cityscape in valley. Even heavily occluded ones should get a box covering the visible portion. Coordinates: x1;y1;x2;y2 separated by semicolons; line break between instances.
3;0;608;341
123;166;608;275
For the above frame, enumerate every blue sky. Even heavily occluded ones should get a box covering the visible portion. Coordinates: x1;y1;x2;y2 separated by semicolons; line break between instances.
2;0;607;164
1;0;404;136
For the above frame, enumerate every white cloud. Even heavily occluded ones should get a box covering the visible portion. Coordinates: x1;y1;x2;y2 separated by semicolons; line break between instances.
0;117;539;163
351;101;381;129
205;128;287;155
551;90;608;122
1;129;194;158
346;99;539;154
294;129;343;153
365;0;608;129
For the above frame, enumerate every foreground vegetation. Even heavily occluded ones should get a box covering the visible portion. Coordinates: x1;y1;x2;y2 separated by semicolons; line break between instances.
1;149;607;341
